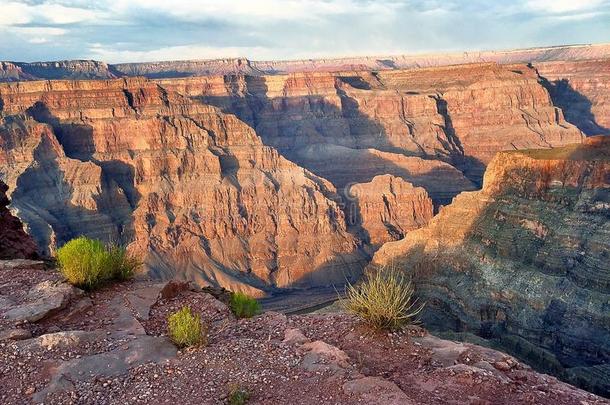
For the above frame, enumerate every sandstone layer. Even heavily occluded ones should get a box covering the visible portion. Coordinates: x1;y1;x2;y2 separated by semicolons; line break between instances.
537;59;610;135
373;137;610;396
0;60;593;293
162;62;583;187
0;78;367;295
348;175;433;246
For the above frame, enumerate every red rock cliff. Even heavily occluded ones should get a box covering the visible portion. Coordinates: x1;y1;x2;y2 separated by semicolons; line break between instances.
0;78;367;295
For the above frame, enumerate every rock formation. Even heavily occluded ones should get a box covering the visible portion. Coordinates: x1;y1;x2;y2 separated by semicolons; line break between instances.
164;62;582;188
0;181;38;259
0;56;594;294
0;78;367;295
373;137;610;396
537;59;610;135
348;175;433;246
0;60;117;82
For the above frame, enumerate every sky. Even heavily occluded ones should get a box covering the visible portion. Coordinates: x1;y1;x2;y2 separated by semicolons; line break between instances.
0;0;609;63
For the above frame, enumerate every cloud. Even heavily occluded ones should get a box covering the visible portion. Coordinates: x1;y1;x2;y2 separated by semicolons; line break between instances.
523;0;607;14
0;0;608;62
0;1;101;26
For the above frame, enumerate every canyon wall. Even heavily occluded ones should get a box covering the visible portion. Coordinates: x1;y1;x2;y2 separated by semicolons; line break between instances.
537;59;610;135
0;58;600;295
373;137;610;395
0;180;38;259
162;62;583;186
0;78;367;295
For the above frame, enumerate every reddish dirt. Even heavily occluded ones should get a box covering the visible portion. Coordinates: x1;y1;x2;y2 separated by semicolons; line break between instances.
1;262;607;405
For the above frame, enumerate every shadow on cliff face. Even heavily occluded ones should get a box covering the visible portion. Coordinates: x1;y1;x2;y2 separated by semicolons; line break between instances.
196;76;475;211
539;77;610;136
12;103;140;251
390;143;610;396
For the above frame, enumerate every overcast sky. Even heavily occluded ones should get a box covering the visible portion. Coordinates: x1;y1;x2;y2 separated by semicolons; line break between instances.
0;0;609;63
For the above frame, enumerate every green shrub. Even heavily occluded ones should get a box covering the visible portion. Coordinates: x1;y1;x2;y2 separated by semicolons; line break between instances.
227;384;250;405
56;236;139;290
168;306;206;348
343;266;424;331
229;292;261;319
106;243;141;281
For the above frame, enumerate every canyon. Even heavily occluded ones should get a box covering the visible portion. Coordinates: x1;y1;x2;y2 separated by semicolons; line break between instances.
0;57;592;295
0;45;609;397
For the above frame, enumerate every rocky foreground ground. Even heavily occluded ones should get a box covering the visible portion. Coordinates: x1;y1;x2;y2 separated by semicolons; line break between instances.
0;259;607;405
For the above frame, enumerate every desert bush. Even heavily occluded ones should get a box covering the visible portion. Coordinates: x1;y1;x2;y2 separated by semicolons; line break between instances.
56;236;139;290
167;306;206;348
106;243;141;281
227;384;250;405
343;265;424;331
229;292;261;319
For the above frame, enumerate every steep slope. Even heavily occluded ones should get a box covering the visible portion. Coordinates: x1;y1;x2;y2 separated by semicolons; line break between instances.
537;59;610;135
0;181;38;259
0;78;366;295
373;136;610;395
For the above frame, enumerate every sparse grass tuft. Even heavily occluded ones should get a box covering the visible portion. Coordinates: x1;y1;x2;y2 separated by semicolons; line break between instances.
227;384;250;405
229;292;261;319
343;265;424;331
168;306;206;348
56;236;139;290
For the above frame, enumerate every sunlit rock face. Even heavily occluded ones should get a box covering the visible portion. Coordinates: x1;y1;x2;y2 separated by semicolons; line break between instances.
0;58;595;296
0;78;367;295
537;59;610;136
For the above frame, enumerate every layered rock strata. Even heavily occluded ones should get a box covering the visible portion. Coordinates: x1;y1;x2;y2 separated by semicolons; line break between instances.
0;78;367;294
162;62;582;189
348;175;433;246
3;43;608;81
537;60;610;135
373;137;610;395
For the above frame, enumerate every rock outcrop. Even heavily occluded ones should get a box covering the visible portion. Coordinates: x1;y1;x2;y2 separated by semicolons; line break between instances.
348;175;433;246
0;181;38;259
373;137;610;396
0;78;366;294
164;62;583;188
0;60;117;82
